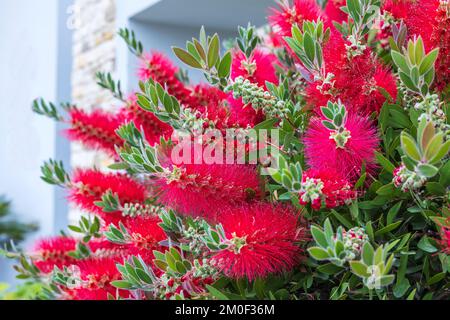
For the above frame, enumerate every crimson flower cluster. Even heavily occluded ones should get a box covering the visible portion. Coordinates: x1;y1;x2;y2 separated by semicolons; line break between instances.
14;0;449;301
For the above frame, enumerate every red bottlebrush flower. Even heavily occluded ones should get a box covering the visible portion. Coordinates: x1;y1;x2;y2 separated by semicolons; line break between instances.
304;112;379;182
69;169;147;225
306;37;397;114
231;49;279;89
299;169;357;211
156;159;261;220
138;52;192;105
189;84;228;111
382;0;448;91
123;215;166;249
324;0;348;23
32;237;77;274
186;84;232;130
72;258;125;301
441;227;450;254
66;108;123;157
87;239;129;259
227;96;265;128
119;95;173;146
269;0;323;39
431;2;450;91
210;203;307;280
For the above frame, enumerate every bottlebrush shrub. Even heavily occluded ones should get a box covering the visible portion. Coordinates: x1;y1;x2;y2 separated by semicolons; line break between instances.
4;0;450;301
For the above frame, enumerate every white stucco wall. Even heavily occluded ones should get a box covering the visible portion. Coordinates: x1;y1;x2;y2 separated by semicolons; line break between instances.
0;0;72;283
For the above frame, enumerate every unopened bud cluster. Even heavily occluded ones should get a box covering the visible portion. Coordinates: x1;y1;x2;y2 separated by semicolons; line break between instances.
393;164;427;192
226;76;289;118
342;227;369;260
415;94;449;140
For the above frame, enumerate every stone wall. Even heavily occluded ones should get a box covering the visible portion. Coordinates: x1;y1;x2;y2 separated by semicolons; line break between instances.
70;0;117;222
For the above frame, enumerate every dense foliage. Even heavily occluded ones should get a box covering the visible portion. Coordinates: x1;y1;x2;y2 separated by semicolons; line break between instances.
4;0;450;300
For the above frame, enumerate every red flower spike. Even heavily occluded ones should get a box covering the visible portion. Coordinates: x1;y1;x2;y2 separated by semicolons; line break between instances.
138;52;192;105
120;95;173;146
123;215;166;251
32;237;78;274
304;112;379;182
211;203;307;280
269;0;323;39
381;0;449;91
324;0;348;23
306;36;397;114
299;169;358;211
231;49;279;89
66;108;124;157
156;160;261;220
69;169;147;224
227;96;265;128
72;258;127;301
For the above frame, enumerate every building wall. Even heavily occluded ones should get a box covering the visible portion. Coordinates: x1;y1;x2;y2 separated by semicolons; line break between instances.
0;0;72;283
70;0;118;223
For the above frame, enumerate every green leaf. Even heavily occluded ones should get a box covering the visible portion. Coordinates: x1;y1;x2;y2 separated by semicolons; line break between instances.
419;48;439;75
400;132;421;161
375;152;396;174
379;275;395;287
172;47;202;69
417;236;438;253
426;182;445;196
439;160;450;186
374;221;402;237
207;34;220;69
424;132;443;162
417;163;439;178
311;226;328;248
111;281;133;289
399;72;418;92
303;32;315;63
427;272;446;285
308;247;330;260
362;242;374;266
218;51;232;78
430;140;450;164
387;201;402;225
317;263;344;275
350;261;369;278
376;183;396;196
206;285;230;300
391;51;410;74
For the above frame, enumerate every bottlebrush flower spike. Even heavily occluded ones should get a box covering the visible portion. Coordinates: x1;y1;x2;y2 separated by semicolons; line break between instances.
324;0;347;23
32;237;77;274
120;95;173;146
382;0;448;91
156;153;261;219
122;215;166;262
231;49;279;89
304;103;379;182
269;0;323;39
431;1;450;91
299;169;357;211
227;96;265;128
138;52;192;105
71;258;126;300
70;169;147;225
87;239;129;259
185;85;232;130
306;36;398;114
66;108;124;157
189;84;228;110
210;203;306;280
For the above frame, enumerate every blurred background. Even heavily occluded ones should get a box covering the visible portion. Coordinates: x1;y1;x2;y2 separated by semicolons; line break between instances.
0;0;273;294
